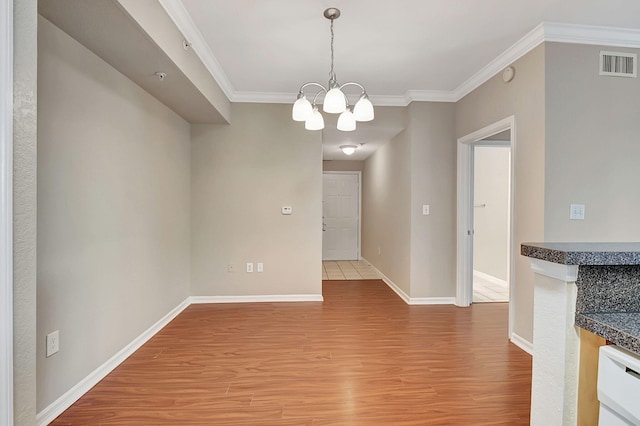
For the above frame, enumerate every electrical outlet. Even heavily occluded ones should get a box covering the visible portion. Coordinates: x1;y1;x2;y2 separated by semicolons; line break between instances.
246;263;253;273
257;262;264;272
422;204;430;215
570;204;585;220
228;263;234;272
46;330;59;357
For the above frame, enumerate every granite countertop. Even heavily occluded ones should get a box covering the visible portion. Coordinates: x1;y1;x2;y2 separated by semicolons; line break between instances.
521;242;640;265
576;313;640;355
522;242;640;356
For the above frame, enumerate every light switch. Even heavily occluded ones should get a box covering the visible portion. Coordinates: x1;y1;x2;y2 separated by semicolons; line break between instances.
422;204;430;215
570;204;585;220
281;206;292;215
257;262;263;272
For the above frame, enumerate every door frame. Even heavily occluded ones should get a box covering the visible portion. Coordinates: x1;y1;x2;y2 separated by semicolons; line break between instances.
456;116;516;338
1;0;13;422
322;171;362;260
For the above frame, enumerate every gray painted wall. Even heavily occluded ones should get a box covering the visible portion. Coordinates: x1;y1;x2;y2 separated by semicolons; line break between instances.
13;0;37;423
545;42;640;242
362;127;412;293
37;17;191;411
408;102;456;299
190;103;322;297
456;45;546;344
362;101;456;299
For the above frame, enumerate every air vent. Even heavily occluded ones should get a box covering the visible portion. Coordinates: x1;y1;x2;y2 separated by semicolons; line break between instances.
600;51;637;78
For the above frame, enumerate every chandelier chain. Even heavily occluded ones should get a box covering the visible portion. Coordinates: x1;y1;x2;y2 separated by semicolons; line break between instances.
329;18;336;83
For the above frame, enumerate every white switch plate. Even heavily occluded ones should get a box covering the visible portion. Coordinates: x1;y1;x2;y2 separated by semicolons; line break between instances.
46;330;59;357
281;206;292;215
570;204;585;220
257;262;263;272
227;263;234;272
422;204;430;215
246;263;253;273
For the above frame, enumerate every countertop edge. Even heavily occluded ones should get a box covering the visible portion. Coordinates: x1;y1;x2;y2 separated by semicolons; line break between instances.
521;242;640;266
575;313;640;356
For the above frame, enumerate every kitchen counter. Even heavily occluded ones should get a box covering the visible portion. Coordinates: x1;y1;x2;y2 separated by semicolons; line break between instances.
520;242;640;265
521;242;640;356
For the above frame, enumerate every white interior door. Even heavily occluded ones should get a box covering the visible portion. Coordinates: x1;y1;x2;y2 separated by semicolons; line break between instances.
322;173;360;260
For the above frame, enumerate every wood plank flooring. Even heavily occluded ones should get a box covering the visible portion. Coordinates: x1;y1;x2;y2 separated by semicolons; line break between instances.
51;280;532;425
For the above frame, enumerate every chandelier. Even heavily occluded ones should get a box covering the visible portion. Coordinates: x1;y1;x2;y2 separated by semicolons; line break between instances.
291;8;374;131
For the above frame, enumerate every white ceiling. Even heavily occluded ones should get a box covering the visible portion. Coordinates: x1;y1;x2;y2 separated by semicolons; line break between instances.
171;0;640;158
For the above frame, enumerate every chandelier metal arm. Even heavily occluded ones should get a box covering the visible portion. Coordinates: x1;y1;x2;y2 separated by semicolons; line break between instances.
339;82;367;93
298;82;327;94
312;90;326;105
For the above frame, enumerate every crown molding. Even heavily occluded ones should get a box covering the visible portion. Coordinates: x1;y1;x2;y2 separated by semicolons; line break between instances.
544;21;640;48
406;90;458;103
157;0;236;100
369;94;412;107
158;6;640;106
453;22;545;101
453;22;640;101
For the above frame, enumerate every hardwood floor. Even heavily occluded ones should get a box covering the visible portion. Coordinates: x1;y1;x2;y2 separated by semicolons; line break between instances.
51;280;532;425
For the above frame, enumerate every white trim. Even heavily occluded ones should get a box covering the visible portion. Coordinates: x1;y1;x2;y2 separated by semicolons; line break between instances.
404;90;458;103
361;258;454;305
409;297;457;305
456;116;516;341
157;0;235;100
453;23;545;101
361;257;411;304
544;21;640;48
135;14;640;106
368;94;413;107
473;270;508;288
510;332;533;355
0;0;13;422
36;298;192;426
455;140;473;307
529;258;579;282
189;295;323;304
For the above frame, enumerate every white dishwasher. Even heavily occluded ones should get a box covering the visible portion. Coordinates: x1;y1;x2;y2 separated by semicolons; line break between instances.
598;345;640;425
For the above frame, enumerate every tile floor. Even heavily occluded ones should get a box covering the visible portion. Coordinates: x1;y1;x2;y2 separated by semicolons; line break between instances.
322;260;381;280
473;275;509;303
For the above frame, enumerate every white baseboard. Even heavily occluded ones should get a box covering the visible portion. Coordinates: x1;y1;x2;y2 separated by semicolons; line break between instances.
361;257;411;304
510;332;533;355
361;258;455;305
409;297;457;305
36;298;191;426
473;269;508;287
190;294;323;304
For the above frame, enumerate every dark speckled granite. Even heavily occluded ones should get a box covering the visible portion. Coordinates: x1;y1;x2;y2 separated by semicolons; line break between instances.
575;265;640;313
522;242;640;356
575;313;640;355
521;242;640;265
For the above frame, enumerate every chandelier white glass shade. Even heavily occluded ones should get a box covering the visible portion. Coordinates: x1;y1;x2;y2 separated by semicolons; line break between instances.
340;145;358;155
292;8;374;131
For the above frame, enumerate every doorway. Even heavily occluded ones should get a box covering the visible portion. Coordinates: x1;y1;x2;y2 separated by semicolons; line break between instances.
322;172;361;261
473;142;510;303
456;116;516;337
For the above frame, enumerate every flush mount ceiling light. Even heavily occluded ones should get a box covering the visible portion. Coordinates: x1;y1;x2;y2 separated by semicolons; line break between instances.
340;145;358;155
292;8;374;131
